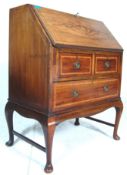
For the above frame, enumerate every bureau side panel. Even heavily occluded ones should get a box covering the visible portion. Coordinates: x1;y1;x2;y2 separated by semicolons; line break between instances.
9;5;51;114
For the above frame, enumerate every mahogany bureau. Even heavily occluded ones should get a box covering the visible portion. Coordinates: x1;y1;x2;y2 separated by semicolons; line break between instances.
5;4;123;173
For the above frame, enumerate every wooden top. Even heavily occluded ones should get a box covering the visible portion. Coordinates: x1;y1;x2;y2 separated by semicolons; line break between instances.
32;5;122;50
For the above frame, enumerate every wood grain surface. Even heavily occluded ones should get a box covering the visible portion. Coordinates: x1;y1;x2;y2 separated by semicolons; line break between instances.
34;6;122;50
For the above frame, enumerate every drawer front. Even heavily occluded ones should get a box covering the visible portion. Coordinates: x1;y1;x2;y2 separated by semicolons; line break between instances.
58;53;92;78
95;54;118;74
53;79;119;110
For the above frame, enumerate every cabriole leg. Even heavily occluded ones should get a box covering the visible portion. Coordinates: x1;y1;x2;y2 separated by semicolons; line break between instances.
5;102;14;146
113;104;123;140
74;118;80;126
42;120;56;173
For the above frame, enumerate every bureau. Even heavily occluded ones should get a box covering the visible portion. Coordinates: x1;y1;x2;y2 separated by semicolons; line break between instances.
5;4;123;173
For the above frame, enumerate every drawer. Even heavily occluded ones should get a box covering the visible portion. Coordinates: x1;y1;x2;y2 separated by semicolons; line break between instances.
58;53;93;78
95;54;118;74
53;79;119;110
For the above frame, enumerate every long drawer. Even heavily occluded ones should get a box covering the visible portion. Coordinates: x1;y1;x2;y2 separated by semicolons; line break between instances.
52;79;119;110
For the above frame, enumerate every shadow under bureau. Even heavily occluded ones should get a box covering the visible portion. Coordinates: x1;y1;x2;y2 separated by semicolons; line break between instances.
5;4;123;173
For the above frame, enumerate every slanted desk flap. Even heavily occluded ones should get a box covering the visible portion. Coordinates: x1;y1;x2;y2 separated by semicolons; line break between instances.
33;5;122;50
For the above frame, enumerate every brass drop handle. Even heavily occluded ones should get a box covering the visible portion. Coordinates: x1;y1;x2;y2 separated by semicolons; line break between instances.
73;61;80;69
72;90;79;97
104;60;111;69
103;85;109;92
